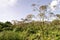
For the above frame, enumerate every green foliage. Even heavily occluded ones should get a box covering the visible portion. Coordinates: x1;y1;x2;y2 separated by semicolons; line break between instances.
0;31;20;40
0;20;60;40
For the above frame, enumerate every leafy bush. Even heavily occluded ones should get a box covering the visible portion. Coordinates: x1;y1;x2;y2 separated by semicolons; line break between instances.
0;31;20;40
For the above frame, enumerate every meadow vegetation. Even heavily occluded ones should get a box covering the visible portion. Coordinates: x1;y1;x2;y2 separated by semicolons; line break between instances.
0;19;60;40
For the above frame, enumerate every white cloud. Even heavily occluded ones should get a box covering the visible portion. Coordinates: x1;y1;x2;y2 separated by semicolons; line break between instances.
0;0;18;22
0;0;17;7
49;0;60;11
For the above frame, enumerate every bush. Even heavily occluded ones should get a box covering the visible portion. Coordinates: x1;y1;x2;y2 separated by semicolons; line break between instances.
0;31;20;40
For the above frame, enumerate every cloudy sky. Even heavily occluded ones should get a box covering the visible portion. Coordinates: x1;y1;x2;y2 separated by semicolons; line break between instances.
0;0;60;22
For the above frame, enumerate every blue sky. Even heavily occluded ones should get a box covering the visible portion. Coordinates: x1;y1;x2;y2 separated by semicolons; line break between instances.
0;0;60;22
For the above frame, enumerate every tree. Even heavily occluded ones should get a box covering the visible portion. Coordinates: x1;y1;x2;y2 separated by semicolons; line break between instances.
21;14;35;23
32;4;48;21
32;3;57;40
5;21;12;25
25;14;35;21
32;5;48;40
3;21;12;30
